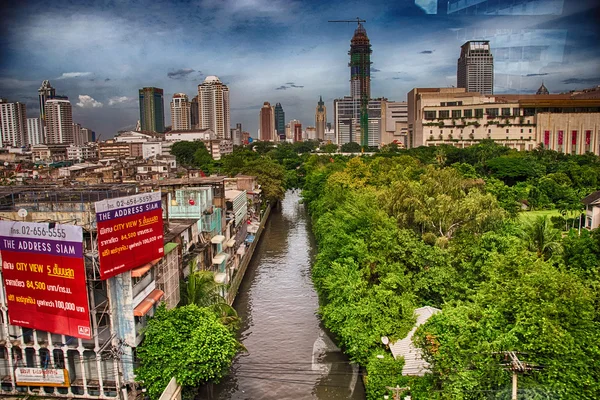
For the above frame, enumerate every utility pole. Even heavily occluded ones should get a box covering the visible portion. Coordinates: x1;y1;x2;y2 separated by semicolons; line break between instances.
494;351;541;400
385;385;410;400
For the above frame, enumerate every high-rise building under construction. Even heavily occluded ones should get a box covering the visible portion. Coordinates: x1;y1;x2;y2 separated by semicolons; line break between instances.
349;22;372;146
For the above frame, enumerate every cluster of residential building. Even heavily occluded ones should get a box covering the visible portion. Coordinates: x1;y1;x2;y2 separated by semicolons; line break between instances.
0;174;264;399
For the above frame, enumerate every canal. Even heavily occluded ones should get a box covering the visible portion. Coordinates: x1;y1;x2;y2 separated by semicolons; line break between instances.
208;191;365;399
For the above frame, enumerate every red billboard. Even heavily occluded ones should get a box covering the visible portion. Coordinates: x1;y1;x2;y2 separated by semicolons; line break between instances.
0;221;91;339
95;192;164;280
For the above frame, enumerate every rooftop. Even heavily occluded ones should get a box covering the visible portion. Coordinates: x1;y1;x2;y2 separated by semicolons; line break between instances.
389;306;441;377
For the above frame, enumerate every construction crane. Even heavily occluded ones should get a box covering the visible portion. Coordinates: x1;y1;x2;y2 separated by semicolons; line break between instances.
328;17;366;25
328;17;371;148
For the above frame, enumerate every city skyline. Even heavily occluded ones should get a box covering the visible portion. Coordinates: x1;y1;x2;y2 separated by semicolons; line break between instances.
1;0;599;139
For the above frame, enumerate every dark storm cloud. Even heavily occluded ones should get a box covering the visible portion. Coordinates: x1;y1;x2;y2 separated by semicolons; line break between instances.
420;50;434;54
167;68;195;79
561;77;600;85
371;68;381;72
276;83;303;90
525;73;549;77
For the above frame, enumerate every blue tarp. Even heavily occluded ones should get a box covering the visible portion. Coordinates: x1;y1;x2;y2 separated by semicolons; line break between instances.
246;234;256;243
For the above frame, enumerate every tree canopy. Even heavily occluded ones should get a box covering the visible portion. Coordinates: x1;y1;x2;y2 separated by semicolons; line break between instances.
135;304;240;400
301;146;600;399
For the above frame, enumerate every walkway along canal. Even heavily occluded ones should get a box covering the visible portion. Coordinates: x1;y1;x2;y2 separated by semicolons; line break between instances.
205;190;365;399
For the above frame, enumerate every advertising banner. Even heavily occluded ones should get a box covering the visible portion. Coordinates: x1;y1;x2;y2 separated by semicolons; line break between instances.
15;367;70;387
95;192;164;280
0;221;91;339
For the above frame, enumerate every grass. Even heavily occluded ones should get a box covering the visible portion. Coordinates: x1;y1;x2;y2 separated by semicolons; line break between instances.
519;209;561;222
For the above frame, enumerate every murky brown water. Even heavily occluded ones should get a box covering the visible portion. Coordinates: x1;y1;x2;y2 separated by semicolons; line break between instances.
206;191;365;400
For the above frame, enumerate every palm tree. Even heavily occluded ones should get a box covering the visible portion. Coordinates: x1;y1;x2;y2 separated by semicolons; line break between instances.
181;264;240;331
521;216;562;260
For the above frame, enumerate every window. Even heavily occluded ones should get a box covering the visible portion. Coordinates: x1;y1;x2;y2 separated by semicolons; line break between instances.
475;109;484;118
424;110;436;120
529;129;532;133
513;108;520;116
520;129;523;133
506;129;509;133
452;110;461;118
502;108;511;116
523;108;535;116
439;110;450;119
486;108;499;117
488;129;492;134
463;109;473;118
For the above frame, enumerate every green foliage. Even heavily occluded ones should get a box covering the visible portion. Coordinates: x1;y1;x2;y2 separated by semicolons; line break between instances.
301;147;600;399
340;141;362;153
415;251;600;399
320;143;339;153
192;142;213;173
521;216;562;260
386;166;505;239
486;155;545;185
135;304;240;400
364;353;406;400
170;141;205;166
181;270;240;331
242;157;286;203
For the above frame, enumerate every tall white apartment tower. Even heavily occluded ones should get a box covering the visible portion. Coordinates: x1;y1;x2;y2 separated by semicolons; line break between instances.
170;93;191;130
27;117;43;145
0;99;28;147
198;76;230;139
45;98;74;144
457;40;494;95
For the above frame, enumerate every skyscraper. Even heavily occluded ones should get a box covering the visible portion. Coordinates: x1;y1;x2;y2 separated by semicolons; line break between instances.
259;102;276;142
139;87;165;133
45;98;73;144
457;41;494;95
38;80;55;123
274;103;285;139
0;99;28;147
170;93;191;130
315;96;327;141
27;117;43;145
198;76;230;139
190;95;199;129
349;22;372;146
293;122;302;143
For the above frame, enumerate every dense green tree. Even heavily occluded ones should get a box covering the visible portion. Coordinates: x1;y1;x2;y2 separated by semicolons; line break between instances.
364;353;406;400
181;269;240;330
562;229;600;279
242;157;286;203
415;252;600;399
136;305;240;399
320;143;338;153
340;142;362;153
193;142;214;173
486;155;545;185
521;216;562;260
221;148;259;176
170;141;205;166
386;166;505;239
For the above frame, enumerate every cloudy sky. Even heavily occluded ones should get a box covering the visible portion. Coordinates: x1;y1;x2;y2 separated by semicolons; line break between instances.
1;0;599;139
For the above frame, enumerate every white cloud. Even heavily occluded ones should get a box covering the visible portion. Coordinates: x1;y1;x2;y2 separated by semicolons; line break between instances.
108;96;135;106
76;95;103;108
57;72;93;79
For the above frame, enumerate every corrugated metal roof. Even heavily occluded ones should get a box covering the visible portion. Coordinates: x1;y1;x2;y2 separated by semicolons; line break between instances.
164;242;178;255
389;306;441;377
